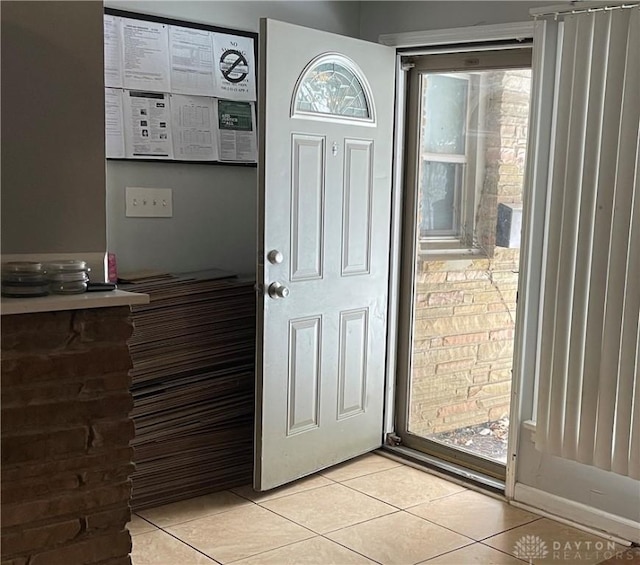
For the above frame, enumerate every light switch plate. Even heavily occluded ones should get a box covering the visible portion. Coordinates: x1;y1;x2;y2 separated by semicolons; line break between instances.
125;187;173;218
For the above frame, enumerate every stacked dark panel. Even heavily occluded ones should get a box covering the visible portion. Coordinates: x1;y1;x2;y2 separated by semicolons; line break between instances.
121;271;256;510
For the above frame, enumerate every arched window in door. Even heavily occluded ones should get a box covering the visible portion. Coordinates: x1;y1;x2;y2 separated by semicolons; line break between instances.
292;53;374;122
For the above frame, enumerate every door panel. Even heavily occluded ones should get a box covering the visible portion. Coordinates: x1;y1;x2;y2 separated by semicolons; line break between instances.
337;308;369;418
256;19;395;490
342;139;374;276
290;134;326;281
287;316;322;434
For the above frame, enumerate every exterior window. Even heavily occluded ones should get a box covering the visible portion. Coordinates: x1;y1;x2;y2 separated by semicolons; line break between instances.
293;55;371;120
419;73;473;243
406;50;533;252
420;161;463;235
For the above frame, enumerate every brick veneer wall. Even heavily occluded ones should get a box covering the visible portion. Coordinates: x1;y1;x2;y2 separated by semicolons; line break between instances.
410;70;530;436
1;307;135;565
411;255;518;434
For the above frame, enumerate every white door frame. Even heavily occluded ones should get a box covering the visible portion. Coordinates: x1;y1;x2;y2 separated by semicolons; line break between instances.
383;54;408;438
382;20;537;498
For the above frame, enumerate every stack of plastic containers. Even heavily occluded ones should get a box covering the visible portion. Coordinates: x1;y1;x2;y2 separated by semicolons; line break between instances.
44;260;90;294
1;259;93;298
1;262;49;298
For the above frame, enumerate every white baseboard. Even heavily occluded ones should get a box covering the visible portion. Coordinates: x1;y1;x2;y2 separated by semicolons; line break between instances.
513;483;640;544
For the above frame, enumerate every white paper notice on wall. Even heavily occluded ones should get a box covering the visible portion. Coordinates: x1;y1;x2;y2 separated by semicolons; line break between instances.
122;18;171;93
216;99;257;162
104;15;123;88
123;90;174;159
105;88;125;158
169;26;216;97
171;94;218;161
212;34;256;101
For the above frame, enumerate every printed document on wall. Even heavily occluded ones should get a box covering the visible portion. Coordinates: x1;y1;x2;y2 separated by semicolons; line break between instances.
123;90;173;159
212;34;256;101
216;99;257;162
104;15;123;88
122;18;171;92
169;26;216;96
105;88;125;158
171;94;218;161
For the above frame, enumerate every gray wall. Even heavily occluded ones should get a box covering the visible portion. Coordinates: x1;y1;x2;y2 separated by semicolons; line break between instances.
107;162;258;276
104;1;362;276
1;1;106;254
358;1;553;41
105;1;362;36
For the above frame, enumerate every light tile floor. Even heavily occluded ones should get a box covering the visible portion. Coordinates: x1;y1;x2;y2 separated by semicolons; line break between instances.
130;453;636;565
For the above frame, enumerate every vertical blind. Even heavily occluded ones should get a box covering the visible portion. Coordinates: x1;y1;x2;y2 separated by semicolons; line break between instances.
535;4;639;479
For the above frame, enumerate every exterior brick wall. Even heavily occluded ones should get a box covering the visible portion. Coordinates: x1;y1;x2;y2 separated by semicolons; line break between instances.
1;307;135;565
410;70;530;436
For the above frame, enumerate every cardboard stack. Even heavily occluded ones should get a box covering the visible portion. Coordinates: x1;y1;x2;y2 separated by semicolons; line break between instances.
121;270;255;509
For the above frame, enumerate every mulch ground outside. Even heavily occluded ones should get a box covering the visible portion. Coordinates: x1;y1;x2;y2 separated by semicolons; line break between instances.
427;417;510;464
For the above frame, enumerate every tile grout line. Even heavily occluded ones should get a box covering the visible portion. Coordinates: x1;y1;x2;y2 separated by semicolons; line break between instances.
332;468;546;544
135;493;317;564
241;463;415;506
413;486;469;504
474;516;543;542
320;509;406;537
135;497;254;529
415;539;477;564
153;498;319;563
221;530;383;565
323;463;409;483
254;492;398;539
252;479;400;516
131;513;158;532
390;509;478;550
232;479;338;504
138;481;339;531
221;536;321;565
316;508;477;565
215;498;334;562
333;465;474;512
476;539;530;564
320;461;405;483
137;526;221;564
317;530;385;565
336;474;453;513
255;486;403;538
401;507;543;544
253;501;324;538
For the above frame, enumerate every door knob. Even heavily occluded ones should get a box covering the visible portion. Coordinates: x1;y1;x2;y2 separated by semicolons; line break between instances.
267;250;284;264
268;282;290;299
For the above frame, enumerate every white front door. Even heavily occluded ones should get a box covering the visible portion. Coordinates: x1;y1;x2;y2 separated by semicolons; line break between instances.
255;19;396;490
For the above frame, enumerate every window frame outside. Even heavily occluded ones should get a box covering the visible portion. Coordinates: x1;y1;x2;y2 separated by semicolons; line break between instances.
418;72;474;242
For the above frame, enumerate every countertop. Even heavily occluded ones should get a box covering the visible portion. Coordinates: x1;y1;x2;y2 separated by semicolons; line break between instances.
1;290;149;315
